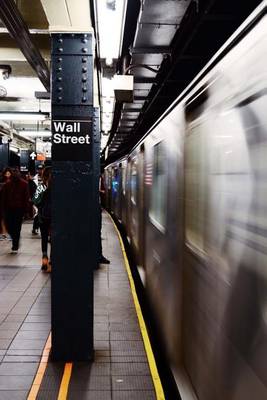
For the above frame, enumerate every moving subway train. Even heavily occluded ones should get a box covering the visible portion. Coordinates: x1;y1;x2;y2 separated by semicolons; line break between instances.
105;4;267;400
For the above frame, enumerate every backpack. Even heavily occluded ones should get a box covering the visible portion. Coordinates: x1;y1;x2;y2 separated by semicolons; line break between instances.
32;184;46;207
38;187;51;222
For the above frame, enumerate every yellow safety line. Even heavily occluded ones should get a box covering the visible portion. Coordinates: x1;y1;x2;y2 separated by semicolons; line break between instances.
27;333;51;400
57;363;73;400
109;214;165;400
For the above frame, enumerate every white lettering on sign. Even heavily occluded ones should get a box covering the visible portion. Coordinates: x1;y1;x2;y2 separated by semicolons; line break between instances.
53;122;81;133
52;120;91;145
53;133;90;144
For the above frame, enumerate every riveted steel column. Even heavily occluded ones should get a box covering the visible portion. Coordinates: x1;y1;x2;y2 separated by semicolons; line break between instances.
51;33;96;361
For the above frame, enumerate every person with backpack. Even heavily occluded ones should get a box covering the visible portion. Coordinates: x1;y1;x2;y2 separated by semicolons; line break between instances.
33;167;51;271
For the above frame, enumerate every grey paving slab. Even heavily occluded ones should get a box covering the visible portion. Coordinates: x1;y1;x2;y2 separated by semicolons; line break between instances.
110;331;142;341
0;339;12;349
36;390;58;400
0;330;17;339
111;363;151;376
112;376;154;391
0;322;21;331
0;391;28;400
72;363;111;377
94;341;110;351
68;391;112;400
15;330;49;340
24;315;50;323
112;391;156;400
9;338;46;350
0;214;157;399
0;362;38;375
39;374;63;391
3;355;42;363
69;376;111;391
20;322;50;331
4;315;26;323
6;349;43;356
0;375;34;390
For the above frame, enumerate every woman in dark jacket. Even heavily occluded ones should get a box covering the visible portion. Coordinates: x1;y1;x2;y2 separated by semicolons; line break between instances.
1;169;29;253
0;167;12;239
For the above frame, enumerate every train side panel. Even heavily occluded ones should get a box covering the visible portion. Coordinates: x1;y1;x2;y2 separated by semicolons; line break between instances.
182;14;267;400
143;105;185;366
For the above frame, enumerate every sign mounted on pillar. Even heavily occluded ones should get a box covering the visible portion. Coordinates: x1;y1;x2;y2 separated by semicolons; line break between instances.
52;118;92;161
51;32;97;362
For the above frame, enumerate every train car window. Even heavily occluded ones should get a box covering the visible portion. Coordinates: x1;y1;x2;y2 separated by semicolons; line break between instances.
149;141;167;231
185;122;208;252
108;170;112;190
185;85;209;122
112;168;119;195
131;160;137;205
122;166;126;196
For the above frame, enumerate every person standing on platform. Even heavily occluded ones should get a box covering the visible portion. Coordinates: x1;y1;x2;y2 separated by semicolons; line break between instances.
98;172;110;265
1;169;29;253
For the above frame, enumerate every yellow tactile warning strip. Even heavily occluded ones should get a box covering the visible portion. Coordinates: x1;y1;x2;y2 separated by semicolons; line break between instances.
57;363;73;400
109;214;165;400
27;333;52;400
27;333;73;400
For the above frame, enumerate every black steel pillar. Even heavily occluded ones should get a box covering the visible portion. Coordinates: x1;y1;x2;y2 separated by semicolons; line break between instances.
0;142;9;170
51;33;97;361
20;150;30;173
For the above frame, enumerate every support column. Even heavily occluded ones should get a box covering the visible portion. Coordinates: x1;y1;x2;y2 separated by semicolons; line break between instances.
51;32;96;361
0;143;9;171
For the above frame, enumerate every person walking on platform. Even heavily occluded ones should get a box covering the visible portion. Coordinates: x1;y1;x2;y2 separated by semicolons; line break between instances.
32;164;44;235
27;172;37;219
0;167;12;240
1;169;29;253
33;167;51;272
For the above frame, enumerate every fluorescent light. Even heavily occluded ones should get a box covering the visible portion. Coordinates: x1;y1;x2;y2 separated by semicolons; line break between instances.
10;145;19;153
97;0;127;60
18;131;51;137
0;112;49;121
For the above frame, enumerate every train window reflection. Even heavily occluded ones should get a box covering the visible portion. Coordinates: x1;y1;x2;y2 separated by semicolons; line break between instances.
185;124;208;251
122;166;126;196
112;169;119;195
131;160;137;205
149;141;166;231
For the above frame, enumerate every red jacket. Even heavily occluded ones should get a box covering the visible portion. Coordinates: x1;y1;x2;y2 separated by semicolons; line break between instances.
1;178;29;212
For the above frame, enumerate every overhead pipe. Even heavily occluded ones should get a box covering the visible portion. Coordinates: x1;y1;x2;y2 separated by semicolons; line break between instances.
0;0;50;91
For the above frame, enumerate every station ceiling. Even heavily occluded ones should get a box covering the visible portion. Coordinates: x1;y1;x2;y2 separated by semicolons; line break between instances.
105;0;263;164
0;0;263;157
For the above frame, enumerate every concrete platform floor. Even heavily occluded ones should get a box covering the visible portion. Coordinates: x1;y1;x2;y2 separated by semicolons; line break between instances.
0;214;158;399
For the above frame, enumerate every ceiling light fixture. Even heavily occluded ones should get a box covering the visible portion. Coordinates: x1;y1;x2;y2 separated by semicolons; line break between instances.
0;112;49;121
18;131;51;137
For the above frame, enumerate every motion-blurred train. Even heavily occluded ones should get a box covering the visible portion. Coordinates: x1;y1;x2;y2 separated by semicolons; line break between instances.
105;4;267;399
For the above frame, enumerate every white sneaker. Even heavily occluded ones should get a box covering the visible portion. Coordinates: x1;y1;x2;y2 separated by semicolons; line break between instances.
10;249;18;254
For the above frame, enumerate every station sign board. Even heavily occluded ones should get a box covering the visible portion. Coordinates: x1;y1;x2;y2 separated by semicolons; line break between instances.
52;118;92;161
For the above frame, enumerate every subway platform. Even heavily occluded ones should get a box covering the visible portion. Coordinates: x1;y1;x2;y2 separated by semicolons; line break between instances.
0;212;161;400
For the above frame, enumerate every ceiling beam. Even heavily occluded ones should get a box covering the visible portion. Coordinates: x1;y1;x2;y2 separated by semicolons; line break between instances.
40;0;92;31
0;0;50;91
